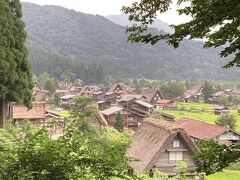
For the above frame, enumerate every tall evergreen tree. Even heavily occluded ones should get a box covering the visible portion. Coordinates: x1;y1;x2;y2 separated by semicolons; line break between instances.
202;81;214;102
0;0;33;128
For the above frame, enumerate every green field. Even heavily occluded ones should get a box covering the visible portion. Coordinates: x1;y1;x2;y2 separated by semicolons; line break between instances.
159;102;240;131
206;170;240;180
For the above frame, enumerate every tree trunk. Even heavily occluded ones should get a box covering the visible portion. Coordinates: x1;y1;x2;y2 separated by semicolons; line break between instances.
0;100;9;128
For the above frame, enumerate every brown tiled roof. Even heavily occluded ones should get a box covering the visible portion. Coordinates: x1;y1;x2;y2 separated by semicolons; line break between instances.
13;102;46;119
176;118;230;140
128;119;199;173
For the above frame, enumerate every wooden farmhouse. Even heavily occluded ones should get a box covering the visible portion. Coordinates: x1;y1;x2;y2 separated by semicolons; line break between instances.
101;106;124;127
143;88;164;105
107;83;124;93
60;94;76;109
155;99;177;110
103;92;118;103
184;85;203;103
33;81;42;90
97;100;111;111
128;120;200;177
33;88;51;103
12;102;46;126
176;118;240;145
80;85;100;96
92;91;105;101
56;89;69;97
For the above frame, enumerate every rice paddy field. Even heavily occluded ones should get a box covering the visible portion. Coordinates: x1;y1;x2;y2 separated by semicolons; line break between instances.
160;102;240;131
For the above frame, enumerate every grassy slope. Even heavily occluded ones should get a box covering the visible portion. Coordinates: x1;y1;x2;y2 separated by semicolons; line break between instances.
207;170;240;180
160;102;240;131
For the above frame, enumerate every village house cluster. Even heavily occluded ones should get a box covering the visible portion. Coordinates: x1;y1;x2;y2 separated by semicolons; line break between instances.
10;80;240;177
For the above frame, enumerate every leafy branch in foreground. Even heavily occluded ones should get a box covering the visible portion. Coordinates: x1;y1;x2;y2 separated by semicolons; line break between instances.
122;0;240;68
194;140;240;175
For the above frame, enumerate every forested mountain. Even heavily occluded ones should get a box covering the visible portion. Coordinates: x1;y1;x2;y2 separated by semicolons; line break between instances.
105;14;174;34
22;3;240;81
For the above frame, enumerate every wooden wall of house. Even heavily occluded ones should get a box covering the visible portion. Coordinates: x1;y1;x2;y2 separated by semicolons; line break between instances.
155;136;196;174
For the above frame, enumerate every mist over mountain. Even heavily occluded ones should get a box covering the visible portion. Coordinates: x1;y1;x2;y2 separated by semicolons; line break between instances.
105;14;174;34
22;2;240;81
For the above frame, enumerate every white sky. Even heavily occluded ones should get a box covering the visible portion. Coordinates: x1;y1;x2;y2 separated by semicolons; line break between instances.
21;0;191;25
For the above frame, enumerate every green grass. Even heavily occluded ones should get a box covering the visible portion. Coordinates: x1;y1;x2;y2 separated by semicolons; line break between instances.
206;170;240;180
58;110;70;118
158;102;240;131
177;102;215;111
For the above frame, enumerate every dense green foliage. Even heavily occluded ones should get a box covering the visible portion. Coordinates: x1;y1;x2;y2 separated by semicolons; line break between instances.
22;3;240;81
0;0;33;105
122;0;240;68
157;82;186;98
43;77;56;95
194;141;240;176
215;114;237;130
0;124;134;179
0;96;135;179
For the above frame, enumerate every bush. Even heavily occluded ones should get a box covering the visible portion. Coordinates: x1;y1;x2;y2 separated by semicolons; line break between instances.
215;114;237;130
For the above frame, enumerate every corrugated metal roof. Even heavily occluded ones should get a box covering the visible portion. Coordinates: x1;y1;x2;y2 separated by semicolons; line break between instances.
176;118;229;140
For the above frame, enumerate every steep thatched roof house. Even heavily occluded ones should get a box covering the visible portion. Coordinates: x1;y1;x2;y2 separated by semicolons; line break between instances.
143;88;164;105
184;85;203;103
33;89;51;103
107;83;124;93
127;119;199;176
33;81;42;90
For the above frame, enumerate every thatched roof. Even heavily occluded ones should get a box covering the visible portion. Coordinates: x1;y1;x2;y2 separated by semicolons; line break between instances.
127;119;199;173
34;89;50;102
185;85;202;98
13;102;46;119
143;88;164;102
108;83;123;92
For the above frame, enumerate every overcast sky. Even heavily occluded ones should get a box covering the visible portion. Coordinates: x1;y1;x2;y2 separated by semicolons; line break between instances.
21;0;191;25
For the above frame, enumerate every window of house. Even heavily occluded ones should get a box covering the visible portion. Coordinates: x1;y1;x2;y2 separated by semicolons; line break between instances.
169;151;183;161
173;140;180;148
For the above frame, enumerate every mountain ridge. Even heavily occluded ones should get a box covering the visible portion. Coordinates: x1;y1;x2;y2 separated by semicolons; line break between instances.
22;2;240;81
